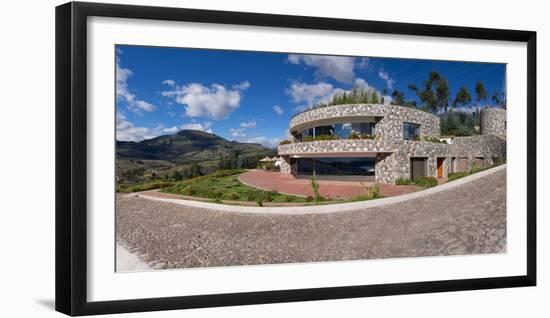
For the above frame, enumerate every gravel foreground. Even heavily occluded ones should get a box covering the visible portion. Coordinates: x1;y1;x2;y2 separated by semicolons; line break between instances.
116;169;506;270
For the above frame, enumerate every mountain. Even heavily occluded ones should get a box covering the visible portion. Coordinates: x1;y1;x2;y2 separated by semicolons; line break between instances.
116;129;274;164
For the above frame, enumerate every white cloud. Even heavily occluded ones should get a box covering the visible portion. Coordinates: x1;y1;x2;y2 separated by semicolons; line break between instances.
357;57;370;69
131;100;155;112
116;55;156;113
180;121;214;133
229;127;246;138
272;105;284;115
288;82;343;107
162;81;249;120
116;112;215;141
232;81;251;90
240;120;257;129
288;78;392;112
378;69;396;90
354;78;393;105
162;79;175;86
116;112;175;141
240;136;281;149
287;54;356;84
160;126;179;134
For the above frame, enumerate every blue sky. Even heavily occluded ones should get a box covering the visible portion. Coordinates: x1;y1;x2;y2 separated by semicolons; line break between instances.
115;45;506;147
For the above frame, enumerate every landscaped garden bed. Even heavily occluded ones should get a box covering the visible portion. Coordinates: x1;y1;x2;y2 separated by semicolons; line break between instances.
161;169;308;205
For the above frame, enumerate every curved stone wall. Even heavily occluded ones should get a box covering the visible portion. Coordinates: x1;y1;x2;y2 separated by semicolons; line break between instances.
289;104;440;140
278;134;506;183
480;107;506;138
278;139;395;155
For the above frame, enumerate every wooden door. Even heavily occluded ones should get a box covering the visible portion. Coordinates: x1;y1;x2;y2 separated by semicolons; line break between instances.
437;158;444;178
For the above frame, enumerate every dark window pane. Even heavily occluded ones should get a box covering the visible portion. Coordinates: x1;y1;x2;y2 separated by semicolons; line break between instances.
296;157;375;176
403;122;420;140
315;125;334;136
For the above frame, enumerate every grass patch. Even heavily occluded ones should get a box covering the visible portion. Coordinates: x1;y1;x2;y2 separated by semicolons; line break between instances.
163;169;307;204
117;181;176;193
448;171;470;181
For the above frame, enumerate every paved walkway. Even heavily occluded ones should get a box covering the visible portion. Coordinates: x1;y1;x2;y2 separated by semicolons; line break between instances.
116;168;506;270
239;170;421;199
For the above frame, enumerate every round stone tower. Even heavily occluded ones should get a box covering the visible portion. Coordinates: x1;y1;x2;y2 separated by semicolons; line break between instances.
480;107;506;138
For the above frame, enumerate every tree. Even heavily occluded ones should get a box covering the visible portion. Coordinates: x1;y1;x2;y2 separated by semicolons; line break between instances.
408;72;450;113
491;90;506;109
435;76;450;113
440;112;476;136
475;81;488;114
452;86;472;108
391;90;406;106
370;91;379;104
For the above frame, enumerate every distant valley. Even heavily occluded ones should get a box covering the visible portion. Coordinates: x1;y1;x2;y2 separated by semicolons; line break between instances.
116;130;275;183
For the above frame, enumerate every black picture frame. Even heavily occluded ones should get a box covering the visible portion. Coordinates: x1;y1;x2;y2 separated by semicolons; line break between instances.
55;1;537;316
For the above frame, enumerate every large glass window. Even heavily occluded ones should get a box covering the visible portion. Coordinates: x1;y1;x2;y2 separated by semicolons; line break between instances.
315;125;334;136
297;128;314;141
403;122;421;140
296;157;375;176
296;122;376;141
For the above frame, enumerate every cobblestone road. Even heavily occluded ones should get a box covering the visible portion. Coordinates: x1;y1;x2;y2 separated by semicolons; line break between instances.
116;169;506;269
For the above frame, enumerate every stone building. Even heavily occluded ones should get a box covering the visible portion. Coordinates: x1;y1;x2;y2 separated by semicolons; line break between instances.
277;104;506;184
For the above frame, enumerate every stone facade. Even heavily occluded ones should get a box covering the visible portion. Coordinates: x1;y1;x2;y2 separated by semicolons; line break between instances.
480;107;506;138
279;104;507;184
289;104;440;140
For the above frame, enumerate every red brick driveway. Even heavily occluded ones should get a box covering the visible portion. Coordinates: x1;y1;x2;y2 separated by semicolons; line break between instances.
239;170;421;200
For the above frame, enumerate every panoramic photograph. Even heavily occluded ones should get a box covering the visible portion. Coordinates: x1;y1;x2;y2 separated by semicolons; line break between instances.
115;45;507;271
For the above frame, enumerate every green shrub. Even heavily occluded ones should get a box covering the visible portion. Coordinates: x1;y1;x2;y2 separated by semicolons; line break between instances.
279;140;292;146
359;133;375;140
395;177;412;185
413;176;438;188
315;134;339;141
366;183;380;199
440;111;476;136
302;135;339;142
448;171;469;181
310;176;323;202
305;196;314;202
348;132;360;139
421;136;446;143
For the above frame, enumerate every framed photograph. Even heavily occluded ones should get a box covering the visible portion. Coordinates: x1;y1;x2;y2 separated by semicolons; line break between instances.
55;1;536;316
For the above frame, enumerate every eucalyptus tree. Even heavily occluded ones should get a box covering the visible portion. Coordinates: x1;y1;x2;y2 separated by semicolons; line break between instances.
391;90;406;106
408;71;450;113
475;81;488;112
452;86;472;108
491;90;506;109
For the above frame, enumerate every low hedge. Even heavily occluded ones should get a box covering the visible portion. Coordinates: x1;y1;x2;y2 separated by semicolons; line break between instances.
413;176;438;188
395;177;412;185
